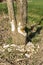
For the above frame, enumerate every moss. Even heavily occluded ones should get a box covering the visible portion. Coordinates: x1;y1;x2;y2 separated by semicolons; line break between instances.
6;37;12;44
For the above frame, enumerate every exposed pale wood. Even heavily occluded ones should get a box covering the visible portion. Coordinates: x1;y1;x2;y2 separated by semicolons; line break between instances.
16;0;27;27
6;0;17;29
6;0;27;44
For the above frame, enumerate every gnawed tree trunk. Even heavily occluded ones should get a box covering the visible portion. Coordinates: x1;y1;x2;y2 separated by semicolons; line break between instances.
7;0;27;45
6;0;17;44
16;0;27;33
6;0;17;31
16;0;27;44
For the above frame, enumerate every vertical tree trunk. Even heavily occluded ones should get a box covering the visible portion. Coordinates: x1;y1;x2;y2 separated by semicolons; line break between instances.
6;0;17;44
7;0;27;45
16;0;27;44
16;0;27;36
6;0;17;31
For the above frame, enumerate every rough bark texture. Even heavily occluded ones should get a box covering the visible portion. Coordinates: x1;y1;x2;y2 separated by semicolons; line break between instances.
6;0;16;28
16;0;27;28
6;0;27;45
6;0;17;44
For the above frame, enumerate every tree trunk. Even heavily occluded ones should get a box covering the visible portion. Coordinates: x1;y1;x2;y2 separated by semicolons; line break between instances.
6;0;17;44
6;0;17;30
6;0;27;45
16;0;27;44
16;0;26;27
16;0;27;36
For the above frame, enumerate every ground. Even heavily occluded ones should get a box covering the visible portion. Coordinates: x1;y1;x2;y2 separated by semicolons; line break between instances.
0;0;43;65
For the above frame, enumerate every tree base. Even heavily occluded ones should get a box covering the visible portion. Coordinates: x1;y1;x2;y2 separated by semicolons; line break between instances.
11;31;26;45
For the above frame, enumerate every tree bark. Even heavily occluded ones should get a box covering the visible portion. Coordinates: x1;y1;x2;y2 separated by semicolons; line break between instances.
15;0;27;44
16;0;27;36
6;0;17;44
6;0;27;45
16;0;26;27
6;0;17;30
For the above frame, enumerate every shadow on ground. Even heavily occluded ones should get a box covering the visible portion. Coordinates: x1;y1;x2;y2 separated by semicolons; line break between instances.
25;20;43;44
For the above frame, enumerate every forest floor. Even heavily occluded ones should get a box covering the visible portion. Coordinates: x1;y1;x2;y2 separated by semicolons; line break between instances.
0;0;43;65
0;13;43;65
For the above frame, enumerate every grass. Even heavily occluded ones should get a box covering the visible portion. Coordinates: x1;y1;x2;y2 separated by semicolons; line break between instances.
0;3;8;14
27;0;43;25
28;0;43;15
